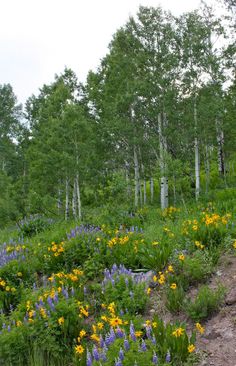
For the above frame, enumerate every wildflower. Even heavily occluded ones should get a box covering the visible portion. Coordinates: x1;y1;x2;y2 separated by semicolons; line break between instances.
233;240;236;249
58;317;64;325
152;351;158;364
152;241;159;246
91;334;100;342
141;339;147;351
145;320;151;326
16;320;22;327
195;322;204;334
110;317;122;327
135;331;143;337
92;346;100;361
17;272;22;277
75;345;84;355
147;287;151;295
170;283;177;290
152;322;157;328
188;344;196;353
172;327;185;337
178;254;185;261
166;351;171;363
79;329;86;338
153;275;158;282
124;338;130;351
119;348;124;361
167;265;174;272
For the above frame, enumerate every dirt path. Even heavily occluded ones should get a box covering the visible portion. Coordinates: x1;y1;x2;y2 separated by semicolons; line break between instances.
147;255;236;366
197;255;236;366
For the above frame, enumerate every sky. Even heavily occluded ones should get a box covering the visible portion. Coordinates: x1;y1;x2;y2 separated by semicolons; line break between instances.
0;0;219;105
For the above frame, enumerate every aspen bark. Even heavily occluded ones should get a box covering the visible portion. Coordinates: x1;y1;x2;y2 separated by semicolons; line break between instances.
72;178;77;218
65;177;69;221
76;173;81;220
150;177;154;204
194;97;200;201
134;146;140;207
158;112;168;209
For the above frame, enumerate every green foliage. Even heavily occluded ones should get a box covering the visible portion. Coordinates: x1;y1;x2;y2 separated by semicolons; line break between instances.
18;215;54;237
186;284;226;321
165;284;186;313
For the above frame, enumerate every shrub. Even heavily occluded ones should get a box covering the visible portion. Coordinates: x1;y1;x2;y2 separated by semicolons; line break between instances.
186;284;226;321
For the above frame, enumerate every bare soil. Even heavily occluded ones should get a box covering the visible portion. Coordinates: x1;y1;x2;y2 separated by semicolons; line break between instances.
147;254;236;366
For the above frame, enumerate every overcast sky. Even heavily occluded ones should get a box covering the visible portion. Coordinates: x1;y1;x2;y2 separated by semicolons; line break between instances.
0;0;219;105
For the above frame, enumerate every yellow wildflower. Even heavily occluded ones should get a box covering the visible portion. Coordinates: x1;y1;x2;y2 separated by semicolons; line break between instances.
90;334;100;342
58;317;64;325
188;344;196;353
178;254;185;261
195;322;204;334
75;345;84;355
172;327;185;337
79;329;86;338
170;283;177;290
147;287;151;295
135;331;143;337
109;317;123;327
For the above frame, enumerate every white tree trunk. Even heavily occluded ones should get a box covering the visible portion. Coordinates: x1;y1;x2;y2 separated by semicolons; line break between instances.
57;186;62;215
125;161;131;198
143;179;147;205
72;178;77;218
76;173;81;220
150;177;154;204
134;146;139;207
158;112;168;209
216;118;225;177
204;145;210;194
65;177;69;221
194;98;200;201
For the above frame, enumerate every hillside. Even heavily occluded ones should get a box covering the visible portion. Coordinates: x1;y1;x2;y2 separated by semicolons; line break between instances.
0;192;236;365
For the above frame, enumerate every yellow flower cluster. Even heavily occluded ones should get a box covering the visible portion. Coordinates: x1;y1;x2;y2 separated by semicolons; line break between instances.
172;327;185;337
48;268;84;284
48;241;65;257
0;277;16;293
233;240;236;249
78;303;89;318
195;241;205;250
6;244;26;253
162;206;180;218
195;322;204;334
75;329;86;355
108;235;129;248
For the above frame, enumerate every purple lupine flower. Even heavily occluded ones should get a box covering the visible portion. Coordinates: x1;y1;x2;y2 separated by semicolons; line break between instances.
115;358;123;366
7;325;11;332
100;335;105;348
86;350;92;366
141;340;147;351
146;325;152;339
166;351;171;363
116;327;124;338
151;336;156;345
119;348;124;361
124;338;130;351
92;346;100;361
100;352;107;362
130;322;136;341
152;352;158;364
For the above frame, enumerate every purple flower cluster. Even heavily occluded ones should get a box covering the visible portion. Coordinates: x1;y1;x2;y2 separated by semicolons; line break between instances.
102;264;146;289
85;322;171;365
66;224;101;240
0;242;26;269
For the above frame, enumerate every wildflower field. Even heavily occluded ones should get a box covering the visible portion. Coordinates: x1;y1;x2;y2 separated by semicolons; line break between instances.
0;198;236;366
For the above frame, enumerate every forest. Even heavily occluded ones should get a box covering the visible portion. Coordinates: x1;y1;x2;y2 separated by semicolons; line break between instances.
0;1;236;365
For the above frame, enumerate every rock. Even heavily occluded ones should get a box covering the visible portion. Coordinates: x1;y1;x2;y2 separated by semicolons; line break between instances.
226;288;236;305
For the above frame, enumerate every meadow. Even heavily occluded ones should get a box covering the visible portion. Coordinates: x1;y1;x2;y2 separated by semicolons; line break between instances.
0;190;236;366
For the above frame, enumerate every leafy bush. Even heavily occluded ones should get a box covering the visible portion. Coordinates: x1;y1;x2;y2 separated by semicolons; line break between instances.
186;284;226;321
18;215;54;237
